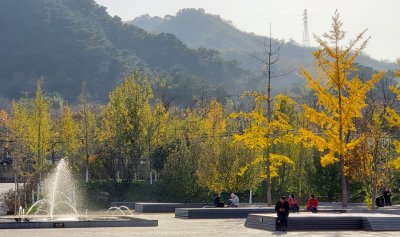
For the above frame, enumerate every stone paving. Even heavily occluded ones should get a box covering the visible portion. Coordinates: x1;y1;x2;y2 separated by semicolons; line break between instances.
0;213;400;236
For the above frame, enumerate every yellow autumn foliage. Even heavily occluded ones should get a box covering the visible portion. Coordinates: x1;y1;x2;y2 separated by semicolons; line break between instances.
230;94;296;179
385;63;400;168
299;11;383;168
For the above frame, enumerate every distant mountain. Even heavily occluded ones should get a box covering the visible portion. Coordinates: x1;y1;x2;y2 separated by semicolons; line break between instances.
129;9;397;79
0;1;247;102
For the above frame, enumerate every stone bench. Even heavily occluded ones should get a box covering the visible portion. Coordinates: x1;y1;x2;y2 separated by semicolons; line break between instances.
110;202;135;210
175;207;348;219
245;213;400;231
175;207;276;219
0;217;158;229
135;203;209;213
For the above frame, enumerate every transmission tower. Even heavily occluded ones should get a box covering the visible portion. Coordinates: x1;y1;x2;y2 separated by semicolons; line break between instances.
302;9;310;47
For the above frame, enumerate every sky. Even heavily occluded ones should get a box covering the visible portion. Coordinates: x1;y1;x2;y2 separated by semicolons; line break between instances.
95;0;399;62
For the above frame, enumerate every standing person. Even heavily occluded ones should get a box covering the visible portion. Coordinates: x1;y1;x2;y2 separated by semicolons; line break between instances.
307;194;318;212
383;187;392;206
228;193;239;207
288;194;299;213
213;193;224;207
275;196;290;231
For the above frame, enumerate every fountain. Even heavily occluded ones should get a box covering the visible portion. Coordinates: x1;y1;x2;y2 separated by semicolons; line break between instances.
25;159;80;219
105;206;135;216
0;158;158;229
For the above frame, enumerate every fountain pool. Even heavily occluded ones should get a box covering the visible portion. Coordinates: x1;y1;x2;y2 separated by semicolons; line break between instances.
0;158;157;229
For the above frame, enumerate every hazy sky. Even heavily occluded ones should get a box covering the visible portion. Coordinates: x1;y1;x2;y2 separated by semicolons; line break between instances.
95;0;399;62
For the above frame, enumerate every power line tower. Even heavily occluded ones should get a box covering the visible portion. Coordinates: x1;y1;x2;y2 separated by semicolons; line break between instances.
302;9;310;47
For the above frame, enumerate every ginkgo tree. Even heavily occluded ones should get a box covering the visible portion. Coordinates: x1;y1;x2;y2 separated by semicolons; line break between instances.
10;80;52;177
299;11;383;207
385;61;400;169
0;110;10;144
230;93;296;205
347;113;395;209
59;105;79;173
196;100;263;194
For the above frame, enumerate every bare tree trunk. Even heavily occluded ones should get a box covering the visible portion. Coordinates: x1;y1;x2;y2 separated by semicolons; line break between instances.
85;166;89;183
266;148;272;206
85;147;89;182
340;157;348;207
265;24;274;207
371;182;377;210
252;23;288;206
14;172;17;214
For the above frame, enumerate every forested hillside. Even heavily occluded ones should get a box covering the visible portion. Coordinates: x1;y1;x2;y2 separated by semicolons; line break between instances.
130;9;396;77
0;2;396;104
0;0;248;103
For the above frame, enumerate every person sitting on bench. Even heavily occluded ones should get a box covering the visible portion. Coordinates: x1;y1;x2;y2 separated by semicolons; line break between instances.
288;194;299;213
213;193;224;207
275;196;290;231
307;194;318;212
375;195;385;208
228;192;239;207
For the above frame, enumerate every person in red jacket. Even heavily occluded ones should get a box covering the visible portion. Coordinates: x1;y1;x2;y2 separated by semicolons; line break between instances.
288;194;299;213
307;194;318;212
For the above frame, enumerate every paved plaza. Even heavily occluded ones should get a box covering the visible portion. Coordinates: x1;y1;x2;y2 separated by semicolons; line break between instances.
0;213;399;237
2;184;400;236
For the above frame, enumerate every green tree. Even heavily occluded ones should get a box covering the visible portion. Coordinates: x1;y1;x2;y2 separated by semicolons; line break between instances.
348;114;395;209
77;86;97;182
98;71;153;184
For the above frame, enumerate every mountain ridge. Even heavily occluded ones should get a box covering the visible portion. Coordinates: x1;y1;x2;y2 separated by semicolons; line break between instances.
129;8;396;72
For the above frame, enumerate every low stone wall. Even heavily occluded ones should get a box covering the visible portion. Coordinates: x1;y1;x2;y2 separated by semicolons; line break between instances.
0;217;158;229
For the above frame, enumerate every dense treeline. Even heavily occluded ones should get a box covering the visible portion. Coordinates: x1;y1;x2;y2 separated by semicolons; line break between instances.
1;66;399;210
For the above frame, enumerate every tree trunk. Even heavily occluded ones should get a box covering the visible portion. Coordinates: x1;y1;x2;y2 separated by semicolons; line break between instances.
85;166;89;183
266;148;272;206
371;183;376;210
340;156;348;207
266;32;273;207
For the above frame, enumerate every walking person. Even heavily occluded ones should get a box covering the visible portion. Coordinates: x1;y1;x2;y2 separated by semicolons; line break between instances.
275;196;290;231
